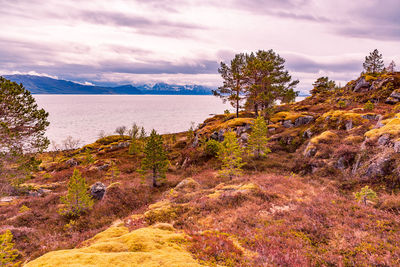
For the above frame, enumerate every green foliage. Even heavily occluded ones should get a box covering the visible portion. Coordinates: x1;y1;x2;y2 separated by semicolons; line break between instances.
247;116;271;158
310;77;336;95
354;186;378;205
128;140;141;155
244;50;299;115
139;130;169;187
215;50;299;117
364;101;374;111
363;49;384;74
218;131;244;179
106;161;120;183
204;139;221;157
58;169;94;217
337;100;347;109
0;76;49;188
214;53;247;118
224;109;230;115
187;123;195;142
0;230;21;267
83;151;95;165
18;205;30;213
139;127;147;139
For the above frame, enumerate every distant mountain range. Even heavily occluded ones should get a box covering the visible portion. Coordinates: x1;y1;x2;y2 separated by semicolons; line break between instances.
3;75;214;95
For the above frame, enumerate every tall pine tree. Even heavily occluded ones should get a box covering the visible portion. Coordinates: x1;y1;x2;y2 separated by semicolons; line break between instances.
245;50;299;116
213;53;247;118
363;49;384;74
139;129;169;187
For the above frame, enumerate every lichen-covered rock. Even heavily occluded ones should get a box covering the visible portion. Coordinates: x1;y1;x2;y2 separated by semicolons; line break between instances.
364;153;394;178
385;89;400;104
294;115;314;126
353;77;370;92
303;143;317;157
90;182;106;200
283;120;294;128
174;178;200;194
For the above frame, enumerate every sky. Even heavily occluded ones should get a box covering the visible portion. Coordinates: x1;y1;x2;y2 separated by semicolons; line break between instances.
0;0;399;93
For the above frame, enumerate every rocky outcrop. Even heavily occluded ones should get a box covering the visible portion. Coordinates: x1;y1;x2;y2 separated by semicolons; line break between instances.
385;89;400;104
364;153;394;178
90;182;106;200
353;77;370;92
294;116;314;127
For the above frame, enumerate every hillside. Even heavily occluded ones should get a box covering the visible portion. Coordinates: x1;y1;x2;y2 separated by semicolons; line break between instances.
3;75;213;95
1;72;400;266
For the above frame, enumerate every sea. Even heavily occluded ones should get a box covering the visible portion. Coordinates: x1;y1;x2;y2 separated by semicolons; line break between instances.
33;95;307;147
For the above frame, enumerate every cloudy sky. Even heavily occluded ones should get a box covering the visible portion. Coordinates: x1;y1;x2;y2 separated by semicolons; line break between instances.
0;0;399;93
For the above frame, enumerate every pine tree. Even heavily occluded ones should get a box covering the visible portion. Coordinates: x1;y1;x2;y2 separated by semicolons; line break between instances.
106;160;120;183
387;60;396;73
248;116;271;158
59;169;94;217
244;50;299;116
363;49;384;74
139;129;169;187
0;230;21;267
218;131;244;179
310;77;336;95
0;77;49;188
214;53;247;118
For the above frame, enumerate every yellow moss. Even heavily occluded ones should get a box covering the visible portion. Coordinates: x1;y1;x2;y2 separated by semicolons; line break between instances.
143;200;187;224
270;111;310;123
320;110;367;124
365;114;400;139
310;131;339;145
267;124;280;129
25;225;201;267
218;118;254;130
364;75;378;82
207;183;260;199
344;135;364;144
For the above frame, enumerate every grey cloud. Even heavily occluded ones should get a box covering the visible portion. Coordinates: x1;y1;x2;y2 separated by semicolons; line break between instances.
284;54;361;73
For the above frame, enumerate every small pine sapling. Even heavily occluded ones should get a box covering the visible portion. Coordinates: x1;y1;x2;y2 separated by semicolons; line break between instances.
58;168;94;217
218;131;244;179
139;129;169;187
0;230;21;267
354;186;378;205
247;116;271;158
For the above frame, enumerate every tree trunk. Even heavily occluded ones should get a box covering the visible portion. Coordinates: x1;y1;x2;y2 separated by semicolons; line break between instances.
254;103;259;117
152;168;157;187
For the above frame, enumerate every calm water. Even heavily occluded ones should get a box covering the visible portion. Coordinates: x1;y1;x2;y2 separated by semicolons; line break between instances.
34;95;231;146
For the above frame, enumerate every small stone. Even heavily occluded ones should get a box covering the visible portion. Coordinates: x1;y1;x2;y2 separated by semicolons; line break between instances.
345;121;353;131
66;158;78;167
362;114;377;120
90;182;106;200
303;129;313;139
283;120;294;128
240;133;249;142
